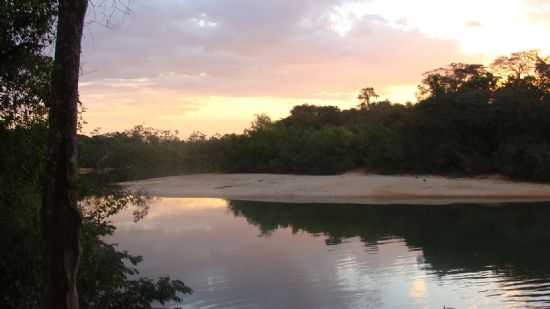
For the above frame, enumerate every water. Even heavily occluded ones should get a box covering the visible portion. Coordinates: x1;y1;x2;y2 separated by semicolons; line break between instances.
109;198;550;308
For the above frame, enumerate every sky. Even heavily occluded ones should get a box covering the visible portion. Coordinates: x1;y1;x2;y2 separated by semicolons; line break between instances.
80;0;550;137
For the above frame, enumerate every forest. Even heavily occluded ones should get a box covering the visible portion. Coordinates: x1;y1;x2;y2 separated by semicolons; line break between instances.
2;0;550;307
80;50;550;182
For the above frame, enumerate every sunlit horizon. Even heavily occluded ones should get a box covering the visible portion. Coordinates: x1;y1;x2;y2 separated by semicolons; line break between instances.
79;0;550;137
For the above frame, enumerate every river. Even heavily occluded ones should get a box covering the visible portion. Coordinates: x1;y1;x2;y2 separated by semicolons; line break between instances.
109;198;550;308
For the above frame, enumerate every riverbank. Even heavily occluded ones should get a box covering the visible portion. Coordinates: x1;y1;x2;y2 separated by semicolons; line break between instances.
120;173;550;205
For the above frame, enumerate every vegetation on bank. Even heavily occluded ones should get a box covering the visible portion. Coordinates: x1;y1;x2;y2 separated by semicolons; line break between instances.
0;125;192;308
80;50;550;182
1;2;190;308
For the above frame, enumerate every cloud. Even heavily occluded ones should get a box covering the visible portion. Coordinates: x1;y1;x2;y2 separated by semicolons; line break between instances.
342;0;550;55
81;0;472;97
464;20;481;28
79;0;548;134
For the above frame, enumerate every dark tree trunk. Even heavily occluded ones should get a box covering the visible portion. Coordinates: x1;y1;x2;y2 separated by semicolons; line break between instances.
42;1;88;309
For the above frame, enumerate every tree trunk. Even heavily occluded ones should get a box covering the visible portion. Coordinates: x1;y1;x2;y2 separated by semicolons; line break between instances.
42;1;88;309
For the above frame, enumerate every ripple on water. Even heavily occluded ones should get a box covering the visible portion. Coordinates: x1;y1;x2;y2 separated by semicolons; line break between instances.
109;198;550;309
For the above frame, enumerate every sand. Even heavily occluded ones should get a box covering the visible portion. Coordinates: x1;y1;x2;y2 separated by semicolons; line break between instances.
120;173;550;205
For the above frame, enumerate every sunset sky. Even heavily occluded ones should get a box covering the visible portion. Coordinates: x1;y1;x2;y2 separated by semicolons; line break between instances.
80;0;550;137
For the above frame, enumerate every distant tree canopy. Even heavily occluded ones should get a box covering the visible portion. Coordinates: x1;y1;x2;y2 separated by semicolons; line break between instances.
357;87;378;110
491;50;541;79
79;50;550;182
418;63;498;101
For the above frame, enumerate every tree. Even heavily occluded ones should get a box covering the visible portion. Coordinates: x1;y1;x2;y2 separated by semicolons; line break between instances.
283;104;342;128
357;87;378;110
0;0;56;127
536;56;550;95
417;63;497;100
491;50;540;80
246;113;272;134
42;1;88;308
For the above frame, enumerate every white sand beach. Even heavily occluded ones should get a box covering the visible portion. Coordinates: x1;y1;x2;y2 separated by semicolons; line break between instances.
120;173;550;205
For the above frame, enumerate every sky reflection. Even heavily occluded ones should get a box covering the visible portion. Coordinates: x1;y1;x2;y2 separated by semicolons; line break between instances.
108;198;550;308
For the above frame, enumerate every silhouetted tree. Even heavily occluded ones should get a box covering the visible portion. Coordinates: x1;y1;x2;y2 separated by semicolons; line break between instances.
417;63;498;100
536;56;550;95
357;87;378;110
42;1;88;308
245;113;272;134
491;50;540;80
0;0;56;126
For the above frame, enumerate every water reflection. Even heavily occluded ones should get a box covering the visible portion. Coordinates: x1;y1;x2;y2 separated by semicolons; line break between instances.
109;198;550;308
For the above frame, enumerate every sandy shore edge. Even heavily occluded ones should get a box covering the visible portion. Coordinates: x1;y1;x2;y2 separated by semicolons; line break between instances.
120;173;550;205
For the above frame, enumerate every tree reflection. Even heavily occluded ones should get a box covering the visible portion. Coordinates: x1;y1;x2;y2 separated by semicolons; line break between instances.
228;201;550;281
77;186;192;309
80;189;152;224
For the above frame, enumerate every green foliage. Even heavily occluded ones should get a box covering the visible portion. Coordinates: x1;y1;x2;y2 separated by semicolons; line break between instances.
495;137;550;182
0;126;192;308
360;124;405;172
79;125;233;180
79;189;192;309
0;2;194;307
0;0;56;127
0;125;46;308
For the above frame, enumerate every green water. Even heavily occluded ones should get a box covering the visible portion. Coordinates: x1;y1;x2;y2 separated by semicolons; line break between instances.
110;198;550;308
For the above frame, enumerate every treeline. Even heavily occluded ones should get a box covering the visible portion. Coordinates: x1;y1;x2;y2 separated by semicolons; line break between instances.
79;127;227;180
81;50;550;182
